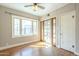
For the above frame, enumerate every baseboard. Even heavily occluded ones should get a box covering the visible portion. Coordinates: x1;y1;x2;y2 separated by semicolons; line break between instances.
56;45;61;48
0;40;39;51
74;51;79;56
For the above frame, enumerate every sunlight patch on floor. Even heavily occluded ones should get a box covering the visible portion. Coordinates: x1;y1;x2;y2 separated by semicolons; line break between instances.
27;42;52;48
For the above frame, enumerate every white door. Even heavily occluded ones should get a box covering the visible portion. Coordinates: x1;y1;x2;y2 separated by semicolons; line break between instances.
61;11;75;52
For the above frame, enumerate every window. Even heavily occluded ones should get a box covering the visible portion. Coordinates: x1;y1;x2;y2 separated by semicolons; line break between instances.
12;18;20;37
22;20;32;35
33;20;38;35
12;15;38;38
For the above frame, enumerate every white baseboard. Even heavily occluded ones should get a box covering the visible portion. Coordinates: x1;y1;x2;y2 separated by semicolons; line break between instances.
74;51;79;56
0;40;39;50
56;45;61;48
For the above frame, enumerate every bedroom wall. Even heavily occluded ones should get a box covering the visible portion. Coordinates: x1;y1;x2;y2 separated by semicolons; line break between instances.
0;6;40;49
0;6;2;47
38;3;79;55
75;3;79;55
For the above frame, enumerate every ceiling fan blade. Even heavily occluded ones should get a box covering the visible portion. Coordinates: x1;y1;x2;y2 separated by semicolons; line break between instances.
24;5;33;7
38;5;45;9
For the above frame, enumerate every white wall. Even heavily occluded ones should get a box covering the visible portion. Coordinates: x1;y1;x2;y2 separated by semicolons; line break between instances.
75;3;79;55
0;6;40;49
0;6;2;47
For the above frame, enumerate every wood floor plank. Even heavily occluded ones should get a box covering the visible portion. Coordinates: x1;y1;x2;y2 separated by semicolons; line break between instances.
0;42;76;56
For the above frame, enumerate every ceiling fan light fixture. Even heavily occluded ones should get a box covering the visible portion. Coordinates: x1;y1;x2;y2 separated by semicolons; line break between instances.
32;4;38;11
24;3;45;11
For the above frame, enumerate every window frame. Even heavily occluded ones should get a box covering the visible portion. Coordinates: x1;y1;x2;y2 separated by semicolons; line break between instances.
12;15;38;38
12;16;21;38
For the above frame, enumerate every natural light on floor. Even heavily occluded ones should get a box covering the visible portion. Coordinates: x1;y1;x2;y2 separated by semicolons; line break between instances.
27;42;52;48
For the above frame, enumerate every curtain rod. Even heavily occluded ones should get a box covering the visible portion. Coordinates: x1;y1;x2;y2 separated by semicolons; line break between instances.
5;11;37;20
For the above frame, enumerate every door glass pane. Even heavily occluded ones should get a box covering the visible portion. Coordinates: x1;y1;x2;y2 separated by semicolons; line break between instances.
44;20;52;44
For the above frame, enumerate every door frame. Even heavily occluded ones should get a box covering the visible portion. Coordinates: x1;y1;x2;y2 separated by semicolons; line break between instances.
52;17;56;46
60;11;76;52
42;17;56;46
43;19;52;45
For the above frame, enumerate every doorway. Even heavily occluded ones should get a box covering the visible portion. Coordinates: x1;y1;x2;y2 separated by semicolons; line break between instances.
43;18;56;46
43;20;52;45
60;11;75;52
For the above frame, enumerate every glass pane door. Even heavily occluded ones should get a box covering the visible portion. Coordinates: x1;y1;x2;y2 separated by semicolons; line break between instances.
44;20;52;44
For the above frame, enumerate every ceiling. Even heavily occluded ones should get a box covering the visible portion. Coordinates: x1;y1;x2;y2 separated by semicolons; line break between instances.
0;3;68;16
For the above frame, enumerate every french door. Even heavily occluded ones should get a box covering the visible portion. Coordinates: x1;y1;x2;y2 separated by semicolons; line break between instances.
43;20;52;45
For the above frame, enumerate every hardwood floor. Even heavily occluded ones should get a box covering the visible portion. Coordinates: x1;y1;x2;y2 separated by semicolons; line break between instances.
0;42;76;56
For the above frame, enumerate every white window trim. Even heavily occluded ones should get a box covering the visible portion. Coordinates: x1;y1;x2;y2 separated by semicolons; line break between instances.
12;15;38;38
12;16;21;38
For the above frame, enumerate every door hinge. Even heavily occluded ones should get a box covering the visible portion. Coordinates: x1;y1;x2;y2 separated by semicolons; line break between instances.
72;15;74;18
72;45;75;48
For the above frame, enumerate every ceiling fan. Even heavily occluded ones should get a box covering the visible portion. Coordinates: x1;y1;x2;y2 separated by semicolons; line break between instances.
24;3;45;11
